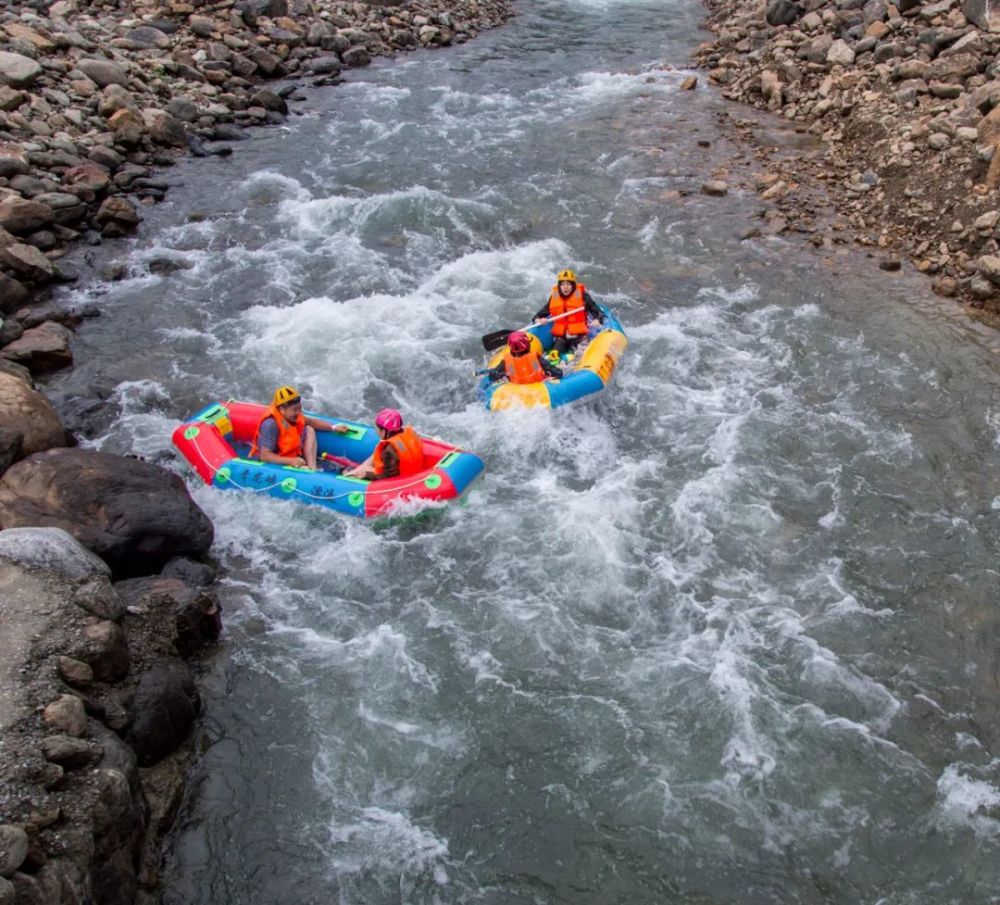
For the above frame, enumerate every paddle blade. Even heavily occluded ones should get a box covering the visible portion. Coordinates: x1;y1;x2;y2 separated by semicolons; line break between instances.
481;329;513;351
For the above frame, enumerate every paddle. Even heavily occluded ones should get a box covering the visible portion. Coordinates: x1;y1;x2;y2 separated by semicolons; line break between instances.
480;310;581;352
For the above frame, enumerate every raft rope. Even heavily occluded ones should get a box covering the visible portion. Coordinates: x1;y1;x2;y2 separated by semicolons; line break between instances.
185;427;450;505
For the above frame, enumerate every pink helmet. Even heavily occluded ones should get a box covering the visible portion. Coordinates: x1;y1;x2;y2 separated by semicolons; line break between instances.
375;408;403;432
507;331;531;354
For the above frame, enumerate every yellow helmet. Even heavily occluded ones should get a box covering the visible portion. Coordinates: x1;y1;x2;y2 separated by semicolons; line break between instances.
557;269;577;283
272;385;300;407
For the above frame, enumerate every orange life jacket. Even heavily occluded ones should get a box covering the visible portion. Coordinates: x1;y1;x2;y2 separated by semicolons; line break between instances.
548;283;588;337
372;425;424;478
503;349;547;384
249;404;305;459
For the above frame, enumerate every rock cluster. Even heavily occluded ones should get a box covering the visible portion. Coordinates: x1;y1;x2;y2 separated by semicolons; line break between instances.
693;0;1000;315
0;0;512;371
0;526;220;905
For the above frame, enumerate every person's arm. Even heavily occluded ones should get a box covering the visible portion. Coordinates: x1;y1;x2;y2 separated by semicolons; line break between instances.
486;361;507;383
534;299;551;322
583;292;603;323
540;357;563;379
305;415;349;433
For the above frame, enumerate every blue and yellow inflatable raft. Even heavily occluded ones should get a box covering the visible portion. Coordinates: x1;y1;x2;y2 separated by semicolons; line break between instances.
477;305;628;410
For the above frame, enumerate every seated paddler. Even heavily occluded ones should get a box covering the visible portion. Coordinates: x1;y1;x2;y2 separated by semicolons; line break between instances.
485;331;563;384
250;385;348;470
342;408;425;481
534;268;603;356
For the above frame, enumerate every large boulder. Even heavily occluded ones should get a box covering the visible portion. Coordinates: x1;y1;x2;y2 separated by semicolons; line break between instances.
126;662;198;766
0;448;214;575
0;372;66;457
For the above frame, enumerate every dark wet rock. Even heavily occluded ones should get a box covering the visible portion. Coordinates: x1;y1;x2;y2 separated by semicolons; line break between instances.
250;88;289;114
161;556;216;588
0;447;214;576
127;662;199;766
766;0;802;25
306;54;343;76
211;123;249;141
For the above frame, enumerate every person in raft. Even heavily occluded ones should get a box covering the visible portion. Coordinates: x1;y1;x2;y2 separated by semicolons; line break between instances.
342;408;424;481
534;268;604;356
250;385;349;470
484;331;563;384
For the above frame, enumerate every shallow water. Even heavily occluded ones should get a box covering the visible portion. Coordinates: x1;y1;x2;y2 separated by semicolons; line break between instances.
46;0;1000;902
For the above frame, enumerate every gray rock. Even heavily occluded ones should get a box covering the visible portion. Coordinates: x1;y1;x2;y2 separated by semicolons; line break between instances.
701;180;729;196
166;97;199;122
341;46;371;67
0;876;13;905
827;39;856;65
306;54;342;75
977;253;1000;284
963;0;1000;30
40;734;101;767
42;694;87;737
0;198;53;234
57;656;94;687
123;27;170;49
82;620;129;683
189;16;215;38
0;53;42;89
0;527;108;581
250;88;288;114
76;59;128;89
161;556;216;587
0;826;27;878
1;320;70;370
0;243;55;281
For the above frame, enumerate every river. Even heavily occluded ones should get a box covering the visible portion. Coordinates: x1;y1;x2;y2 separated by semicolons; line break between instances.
44;0;1000;902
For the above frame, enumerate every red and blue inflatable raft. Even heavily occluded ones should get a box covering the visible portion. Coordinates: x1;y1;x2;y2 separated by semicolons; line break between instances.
172;401;484;518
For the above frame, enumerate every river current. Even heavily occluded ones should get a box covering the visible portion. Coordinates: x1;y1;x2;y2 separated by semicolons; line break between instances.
44;0;1000;902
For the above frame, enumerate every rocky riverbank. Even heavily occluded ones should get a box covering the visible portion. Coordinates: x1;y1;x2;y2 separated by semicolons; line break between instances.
692;0;1000;319
0;2;514;903
0;0;512;371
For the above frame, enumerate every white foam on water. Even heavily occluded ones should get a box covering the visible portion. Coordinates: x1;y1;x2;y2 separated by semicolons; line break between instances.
935;762;1000;837
324;806;450;879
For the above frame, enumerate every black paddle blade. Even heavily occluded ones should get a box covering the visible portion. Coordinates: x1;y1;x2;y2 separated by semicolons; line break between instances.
481;329;514;351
